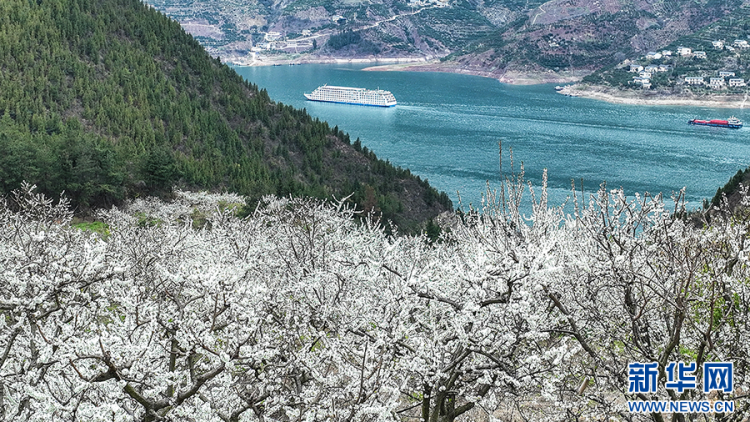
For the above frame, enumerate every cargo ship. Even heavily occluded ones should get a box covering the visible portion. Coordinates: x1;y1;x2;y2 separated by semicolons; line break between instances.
688;117;743;129
304;85;397;107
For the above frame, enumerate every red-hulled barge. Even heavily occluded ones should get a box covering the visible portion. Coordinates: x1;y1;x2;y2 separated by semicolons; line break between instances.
688;117;743;129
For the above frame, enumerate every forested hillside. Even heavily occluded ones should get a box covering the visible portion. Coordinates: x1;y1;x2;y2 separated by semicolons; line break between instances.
0;0;451;229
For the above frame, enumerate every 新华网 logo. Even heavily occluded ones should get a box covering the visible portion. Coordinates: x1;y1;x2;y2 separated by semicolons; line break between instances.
626;362;734;414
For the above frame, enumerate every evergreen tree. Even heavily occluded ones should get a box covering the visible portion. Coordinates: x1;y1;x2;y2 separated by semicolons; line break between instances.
0;0;451;230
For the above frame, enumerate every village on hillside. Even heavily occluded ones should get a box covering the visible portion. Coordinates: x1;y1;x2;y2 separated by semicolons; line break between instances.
576;3;750;98
606;38;750;93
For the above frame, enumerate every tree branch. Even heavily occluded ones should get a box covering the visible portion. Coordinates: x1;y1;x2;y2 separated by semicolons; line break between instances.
0;327;20;371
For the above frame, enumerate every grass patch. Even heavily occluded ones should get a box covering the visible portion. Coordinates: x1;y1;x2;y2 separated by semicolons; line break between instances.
72;221;111;238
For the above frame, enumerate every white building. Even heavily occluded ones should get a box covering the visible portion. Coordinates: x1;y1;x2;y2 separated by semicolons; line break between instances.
709;77;725;88
661;50;672;56
719;71;736;77
629;64;644;73
684;76;704;85
713;40;725;50
658;64;672;72
677;47;692;56
264;32;281;41
729;78;746;87
632;77;650;86
646;51;662;60
734;40;749;48
694;51;707;59
639;71;652;79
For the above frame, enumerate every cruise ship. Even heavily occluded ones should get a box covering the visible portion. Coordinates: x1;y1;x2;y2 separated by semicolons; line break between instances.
304;85;397;107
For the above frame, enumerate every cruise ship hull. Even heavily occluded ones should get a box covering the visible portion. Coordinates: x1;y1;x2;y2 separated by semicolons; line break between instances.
304;94;396;107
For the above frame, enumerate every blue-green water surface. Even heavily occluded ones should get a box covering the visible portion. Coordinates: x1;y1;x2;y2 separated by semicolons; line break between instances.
234;64;750;210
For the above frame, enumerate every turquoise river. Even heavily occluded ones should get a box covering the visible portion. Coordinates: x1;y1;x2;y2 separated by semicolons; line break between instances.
234;63;750;211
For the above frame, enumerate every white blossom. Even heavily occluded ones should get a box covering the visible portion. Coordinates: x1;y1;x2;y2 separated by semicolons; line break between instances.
0;180;747;422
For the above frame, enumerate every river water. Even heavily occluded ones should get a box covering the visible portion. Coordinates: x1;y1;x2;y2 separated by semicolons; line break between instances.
234;63;750;211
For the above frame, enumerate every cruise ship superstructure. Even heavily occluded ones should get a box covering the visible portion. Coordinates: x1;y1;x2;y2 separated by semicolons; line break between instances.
304;85;397;107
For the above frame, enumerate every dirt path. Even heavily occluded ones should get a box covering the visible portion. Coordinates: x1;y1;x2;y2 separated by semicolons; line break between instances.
531;3;546;25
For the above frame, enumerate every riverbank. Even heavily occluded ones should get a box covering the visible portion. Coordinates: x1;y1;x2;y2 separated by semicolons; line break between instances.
362;61;591;85
558;84;750;108
223;54;434;68
224;53;592;85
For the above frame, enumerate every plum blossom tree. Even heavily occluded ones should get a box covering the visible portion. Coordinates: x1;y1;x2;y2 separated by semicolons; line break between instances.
1;177;749;422
534;186;750;422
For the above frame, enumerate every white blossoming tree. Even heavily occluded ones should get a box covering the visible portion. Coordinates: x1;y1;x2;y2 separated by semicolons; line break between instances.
1;178;749;422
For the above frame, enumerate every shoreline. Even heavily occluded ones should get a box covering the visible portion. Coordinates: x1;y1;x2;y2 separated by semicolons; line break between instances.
225;54;750;108
224;53;591;85
224;54;433;68
558;84;750;109
362;61;591;85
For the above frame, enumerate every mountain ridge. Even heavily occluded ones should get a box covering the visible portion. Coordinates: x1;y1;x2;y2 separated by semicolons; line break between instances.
147;0;748;77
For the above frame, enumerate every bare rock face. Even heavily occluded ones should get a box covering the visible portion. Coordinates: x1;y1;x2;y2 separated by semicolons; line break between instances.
147;0;745;74
294;6;331;22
